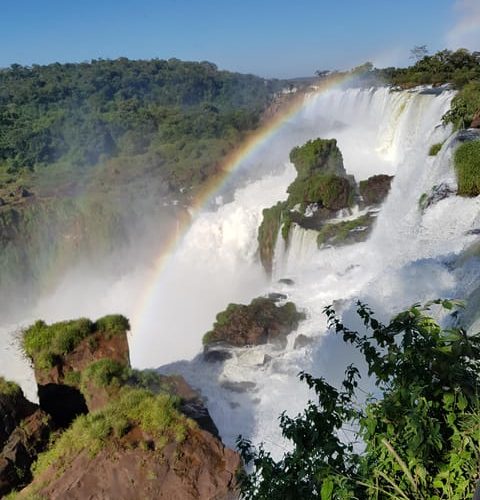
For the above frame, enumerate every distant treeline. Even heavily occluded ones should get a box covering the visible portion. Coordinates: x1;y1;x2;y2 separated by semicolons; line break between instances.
0;58;282;190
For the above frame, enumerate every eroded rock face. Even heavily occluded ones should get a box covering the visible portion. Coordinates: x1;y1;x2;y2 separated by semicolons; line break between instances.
359;174;394;206
0;381;53;497
15;315;241;499
471;110;480;128
19;427;240;500
203;297;305;348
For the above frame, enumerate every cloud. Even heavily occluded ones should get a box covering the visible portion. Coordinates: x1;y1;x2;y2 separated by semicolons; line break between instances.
446;0;480;50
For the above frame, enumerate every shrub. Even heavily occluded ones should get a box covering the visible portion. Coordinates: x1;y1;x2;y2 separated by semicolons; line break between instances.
454;140;480;196
22;318;94;367
94;315;130;337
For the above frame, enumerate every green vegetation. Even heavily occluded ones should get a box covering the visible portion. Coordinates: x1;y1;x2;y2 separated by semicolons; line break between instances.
428;142;444;156
203;297;305;346
80;359;129;392
454;140;480;196
237;300;480;499
443;81;480;129
94;315;130;337
33;387;191;475
316;214;374;247
289;139;344;176
0;376;22;397
379;48;480;89
257;202;286;274
22;315;129;370
258;139;353;272
0;58;279;179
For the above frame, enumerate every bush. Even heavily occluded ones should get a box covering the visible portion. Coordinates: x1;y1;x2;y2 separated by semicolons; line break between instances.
454;140;480;196
94;315;130;336
238;300;480;499
22;318;94;367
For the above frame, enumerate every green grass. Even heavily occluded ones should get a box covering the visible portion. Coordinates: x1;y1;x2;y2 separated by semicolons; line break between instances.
0;376;22;397
33;387;192;476
428;142;443;156
454;140;480;196
80;359;130;394
22;315;130;371
94;315;130;337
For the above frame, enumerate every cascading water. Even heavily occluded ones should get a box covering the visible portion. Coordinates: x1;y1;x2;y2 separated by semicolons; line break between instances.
3;85;480;458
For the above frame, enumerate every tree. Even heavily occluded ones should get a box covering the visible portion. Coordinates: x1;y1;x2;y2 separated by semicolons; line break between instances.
238;300;480;499
410;45;429;61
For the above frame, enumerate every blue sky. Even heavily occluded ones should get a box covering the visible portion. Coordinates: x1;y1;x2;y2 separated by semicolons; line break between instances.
0;0;478;78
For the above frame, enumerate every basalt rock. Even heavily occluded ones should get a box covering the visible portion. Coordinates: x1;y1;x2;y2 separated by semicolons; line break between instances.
0;379;53;497
203;297;305;348
18;426;240;500
359;174;394;206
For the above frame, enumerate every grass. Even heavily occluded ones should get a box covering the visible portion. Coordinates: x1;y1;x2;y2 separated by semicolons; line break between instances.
428;142;443;156
454;140;480;196
0;376;22;397
22;315;130;371
33;387;192;476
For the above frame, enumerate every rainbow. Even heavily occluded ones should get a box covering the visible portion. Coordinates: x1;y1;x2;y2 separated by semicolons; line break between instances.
132;72;355;330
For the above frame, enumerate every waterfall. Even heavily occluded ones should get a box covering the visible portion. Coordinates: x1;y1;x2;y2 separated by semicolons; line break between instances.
3;85;480;457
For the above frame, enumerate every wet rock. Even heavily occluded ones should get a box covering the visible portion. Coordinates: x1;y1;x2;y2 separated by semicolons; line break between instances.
203;297;305;348
293;334;314;349
267;292;287;302
419;183;455;210
221;381;257;393
359;174;394;206
278;278;295;286
203;346;233;363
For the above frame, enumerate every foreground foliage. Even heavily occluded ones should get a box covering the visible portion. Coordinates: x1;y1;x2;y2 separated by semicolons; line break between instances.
33;387;190;476
238;300;480;499
454;140;480;197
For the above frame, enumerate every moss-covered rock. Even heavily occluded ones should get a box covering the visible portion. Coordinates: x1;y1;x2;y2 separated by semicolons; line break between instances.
289;138;345;177
203;297;305;348
316;213;376;247
454;139;480;196
257;202;287;275
359;174;393;206
428;142;443;156
22;315;130;384
257;138;356;273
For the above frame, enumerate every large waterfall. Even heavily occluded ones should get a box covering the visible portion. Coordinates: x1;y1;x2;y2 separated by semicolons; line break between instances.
3;85;480;456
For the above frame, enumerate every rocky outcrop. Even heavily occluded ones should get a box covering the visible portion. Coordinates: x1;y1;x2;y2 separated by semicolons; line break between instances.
0;379;53;497
19;426;239;500
10;315;240;499
359;174;394;206
203;297;305;348
258;138;355;273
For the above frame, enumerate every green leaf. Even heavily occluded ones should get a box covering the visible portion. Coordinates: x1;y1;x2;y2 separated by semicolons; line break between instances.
321;477;334;500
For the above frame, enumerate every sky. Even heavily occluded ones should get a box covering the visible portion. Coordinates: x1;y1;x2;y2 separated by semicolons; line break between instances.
0;0;478;78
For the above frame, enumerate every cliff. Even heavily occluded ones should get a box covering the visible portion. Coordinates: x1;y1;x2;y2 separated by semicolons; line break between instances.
4;315;240;499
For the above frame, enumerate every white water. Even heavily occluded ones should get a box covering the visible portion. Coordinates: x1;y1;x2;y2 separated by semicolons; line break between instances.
3;86;480;457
